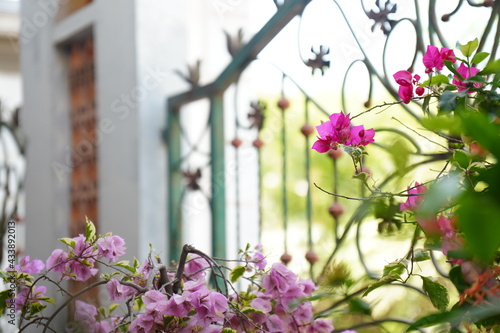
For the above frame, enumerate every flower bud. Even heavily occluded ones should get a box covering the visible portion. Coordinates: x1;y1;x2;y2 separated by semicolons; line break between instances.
277;98;290;110
328;202;344;218
252;138;264;149
231;138;242;148
305;250;319;264
301;124;315;136
280;253;292;265
327;148;343;159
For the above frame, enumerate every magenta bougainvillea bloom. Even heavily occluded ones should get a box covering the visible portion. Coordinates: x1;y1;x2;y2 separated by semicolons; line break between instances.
312;112;375;152
8;285;47;311
97;234;126;263
46;248;69;274
13;256;45;274
452;63;481;91
423;45;456;73
184;254;210;280
393;70;413;86
400;181;427;212
347;125;375;146
106;278;136;302
393;70;424;104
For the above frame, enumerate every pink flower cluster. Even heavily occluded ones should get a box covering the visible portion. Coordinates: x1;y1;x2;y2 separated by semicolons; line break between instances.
400;182;465;263
312;112;375;153
399;181;427;212
227;263;333;333
129;277;228;332
46;234;126;282
4;221;335;332
70;300;112;333
6;256;46;311
394;44;483;103
452;63;482;91
422;45;456;73
393;71;425;104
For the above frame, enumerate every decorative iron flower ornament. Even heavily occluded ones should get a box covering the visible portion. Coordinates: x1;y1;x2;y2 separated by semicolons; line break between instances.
183;168;202;191
366;0;397;35
248;100;266;130
174;60;201;87
305;45;330;75
224;28;244;57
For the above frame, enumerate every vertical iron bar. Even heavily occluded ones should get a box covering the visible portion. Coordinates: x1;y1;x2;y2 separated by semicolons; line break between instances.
233;83;241;252
304;98;313;278
305;98;312;251
332;158;340;244
210;94;227;261
281;106;288;254
167;103;183;262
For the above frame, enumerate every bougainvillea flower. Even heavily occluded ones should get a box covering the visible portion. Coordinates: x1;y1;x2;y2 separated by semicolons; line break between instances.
97;234;126;263
106;279;136;302
393;71;423;104
312;112;374;152
440;47;456;63
452;63;481;91
416;216;442;238
46;249;69;274
74;300;98;325
184;254;210;280
347;125;375;146
423;45;456;73
423;45;443;72
307;318;335;333
393;70;413;86
400;182;427;212
15;256;45;274
398;85;414;104
10;286;47;311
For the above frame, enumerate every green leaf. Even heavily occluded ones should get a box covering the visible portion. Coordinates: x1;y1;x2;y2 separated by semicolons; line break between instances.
383;261;406;277
241;306;266;315
421;74;449;87
422;95;431;114
109;303;120;313
471;51;489;65
480;58;500;75
352;172;369;182
407;311;454;331
38;296;56;305
363;275;398;297
419;174;461;217
388;139;411;176
98;306;107;318
230;266;246;283
458;38;478;57
421;276;449;311
421;114;462;134
413;249;431;262
349;298;372;315
438;90;458;112
0;289;12;314
458;111;500;158
458;191;500;263
222;329;238;333
443;60;462;79
114;261;135;273
85;217;96;242
448;266;469;294
451;150;470;170
58;237;76;248
29;302;47;316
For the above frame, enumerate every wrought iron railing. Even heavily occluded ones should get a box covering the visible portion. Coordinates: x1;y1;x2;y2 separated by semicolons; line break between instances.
166;0;499;330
